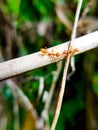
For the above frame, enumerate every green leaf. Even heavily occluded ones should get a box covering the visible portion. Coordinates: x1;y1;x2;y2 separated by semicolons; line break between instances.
54;0;65;4
19;0;40;22
7;0;21;16
33;0;53;19
93;73;98;94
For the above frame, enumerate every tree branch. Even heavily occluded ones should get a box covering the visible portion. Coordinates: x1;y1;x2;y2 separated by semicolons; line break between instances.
0;31;98;81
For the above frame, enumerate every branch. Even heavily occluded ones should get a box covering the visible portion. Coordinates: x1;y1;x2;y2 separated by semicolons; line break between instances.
55;4;72;31
0;31;98;81
6;80;38;121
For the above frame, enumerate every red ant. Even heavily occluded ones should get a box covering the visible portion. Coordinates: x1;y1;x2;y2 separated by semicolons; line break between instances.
40;48;79;57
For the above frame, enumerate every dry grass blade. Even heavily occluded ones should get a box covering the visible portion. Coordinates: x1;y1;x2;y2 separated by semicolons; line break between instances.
50;0;83;130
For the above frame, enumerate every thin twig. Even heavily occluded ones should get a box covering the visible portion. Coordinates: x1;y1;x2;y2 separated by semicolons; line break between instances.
69;0;83;48
6;80;38;120
67;57;75;80
41;61;62;130
45;61;62;111
55;4;72;31
50;57;70;130
13;96;20;130
51;0;83;130
6;79;43;130
37;77;44;101
81;0;93;18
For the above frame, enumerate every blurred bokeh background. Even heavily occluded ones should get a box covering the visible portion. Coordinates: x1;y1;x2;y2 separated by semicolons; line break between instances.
0;0;98;130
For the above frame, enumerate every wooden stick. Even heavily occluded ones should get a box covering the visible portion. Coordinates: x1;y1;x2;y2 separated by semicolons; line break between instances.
0;31;98;81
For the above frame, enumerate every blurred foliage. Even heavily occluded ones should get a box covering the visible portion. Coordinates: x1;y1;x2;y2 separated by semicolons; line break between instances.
93;72;98;95
6;0;21;16
0;0;98;130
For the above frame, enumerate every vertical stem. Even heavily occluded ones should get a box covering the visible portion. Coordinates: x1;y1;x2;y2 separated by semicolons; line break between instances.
51;56;70;130
51;0;83;130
